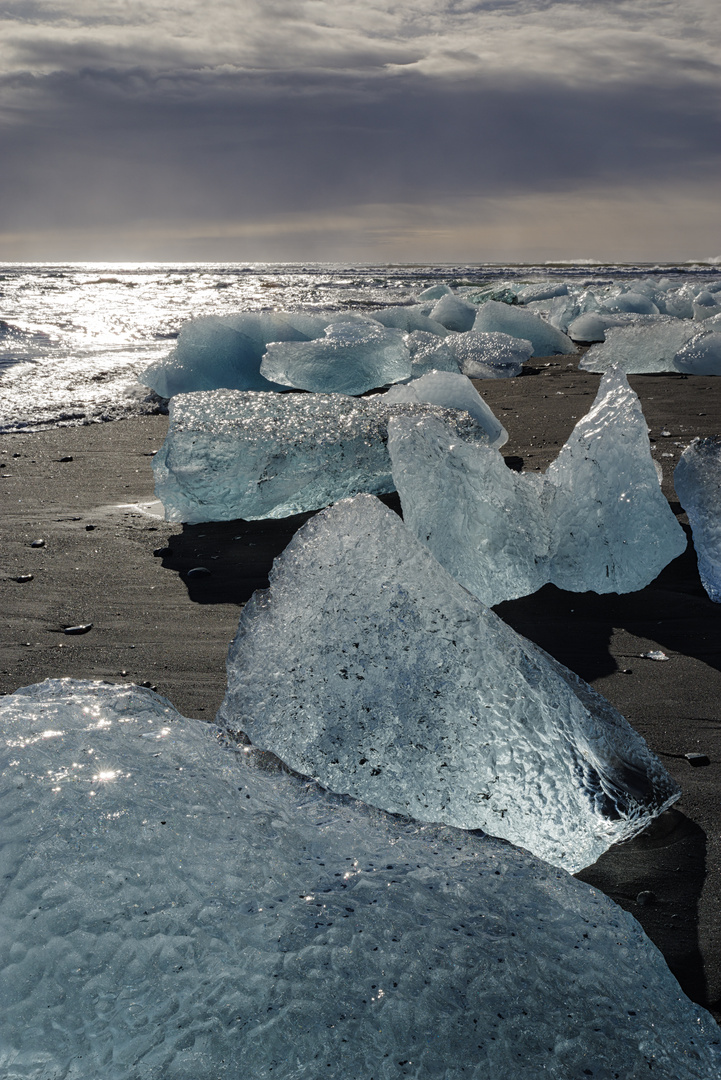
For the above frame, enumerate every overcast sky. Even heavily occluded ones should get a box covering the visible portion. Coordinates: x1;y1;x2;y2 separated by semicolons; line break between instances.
1;0;719;262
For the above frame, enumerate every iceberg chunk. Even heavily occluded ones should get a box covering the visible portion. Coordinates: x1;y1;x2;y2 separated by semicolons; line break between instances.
384;370;508;448
675;437;721;602
428;292;477;332
152;389;488;523
260;320;411;394
606;291;660;315
516;282;569;303
674;331;721;375
370;304;449;336
140;311;330;397
220;494;680;872
416;282;453;301
3;679;716;1080
389;369;686;603
405;330;462;378
473;300;576;356
447;329;532;378
579;317;699;373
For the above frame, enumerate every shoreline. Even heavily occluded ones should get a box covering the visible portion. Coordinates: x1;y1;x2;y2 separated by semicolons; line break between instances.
1;361;720;1021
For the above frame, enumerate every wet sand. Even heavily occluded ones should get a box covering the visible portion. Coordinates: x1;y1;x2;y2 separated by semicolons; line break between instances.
1;358;720;1021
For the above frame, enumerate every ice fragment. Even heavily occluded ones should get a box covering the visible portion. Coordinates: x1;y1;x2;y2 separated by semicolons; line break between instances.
384;371;508;448
675;436;721;602
473;300;576;356
580;318;700;373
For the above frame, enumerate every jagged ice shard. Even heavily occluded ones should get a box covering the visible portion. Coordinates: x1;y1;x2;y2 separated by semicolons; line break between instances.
675;437;721;602
384;371;509;449
219;494;680;873
3;681;717;1080
152;389;488;523
389;369;687;604
260;320;411;395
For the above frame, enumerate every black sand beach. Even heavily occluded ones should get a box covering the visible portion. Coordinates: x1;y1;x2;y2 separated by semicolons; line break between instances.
1;358;720;1022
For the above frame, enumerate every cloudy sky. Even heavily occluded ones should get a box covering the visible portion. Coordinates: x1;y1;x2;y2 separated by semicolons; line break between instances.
1;0;719;262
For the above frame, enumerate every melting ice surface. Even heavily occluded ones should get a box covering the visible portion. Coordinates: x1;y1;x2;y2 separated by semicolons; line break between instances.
389;368;687;604
152;389;489;522
3;680;718;1079
472;300;576;356
219;494;680;873
675;437;721;602
384;371;509;449
579;318;700;373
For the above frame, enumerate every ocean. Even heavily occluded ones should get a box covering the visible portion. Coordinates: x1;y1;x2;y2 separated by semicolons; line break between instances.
1;260;719;433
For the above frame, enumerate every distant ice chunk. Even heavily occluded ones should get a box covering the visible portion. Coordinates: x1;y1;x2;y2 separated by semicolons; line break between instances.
567;311;639;343
606;291;660;315
525;295;580;334
260;321;411;394
580;318;699;373
693;291;721;321
140;311;329;397
428;292;477;332
220;494;680;872
385;371;508;448
516;282;569;303
675;437;721;602
674;331;721;375
416;282;453;301
473;300;576;356
389;369;686;603
152;389;487;523
371;305;449;336
4;679;716;1080
447;330;532;378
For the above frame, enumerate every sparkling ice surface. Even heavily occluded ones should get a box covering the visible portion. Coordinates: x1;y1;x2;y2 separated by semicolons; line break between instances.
675;437;721;602
389;369;687;603
384;371;508;449
446;330;532;378
260;321;411;395
152;389;487;523
219;494;680;873
3;680;717;1080
674;332;721;375
579;318;699;373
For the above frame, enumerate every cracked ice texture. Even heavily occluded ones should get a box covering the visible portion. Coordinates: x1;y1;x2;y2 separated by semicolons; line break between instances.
674;332;721;375
384;371;508;449
675;437;721;602
260;321;411;395
3;680;716;1080
219;494;681;873
447;330;533;378
389;369;686;604
473;300;576;356
152;389;487;523
140;311;330;397
580;318;699;373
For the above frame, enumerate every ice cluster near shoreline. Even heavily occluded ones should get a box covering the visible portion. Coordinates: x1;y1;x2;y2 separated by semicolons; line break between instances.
675;436;721;603
219;494;680;873
3;679;716;1079
390;369;687;604
152;387;495;523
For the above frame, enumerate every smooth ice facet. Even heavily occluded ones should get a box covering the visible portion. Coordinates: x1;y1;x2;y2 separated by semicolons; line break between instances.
675;437;721;602
370;305;449;336
152;389;487;522
428;292;477;331
606;291;660;315
674;332;721;375
2;679;716;1080
260;320;411;394
220;494;681;872
384;371;508;448
580;318;699;373
389;369;686;602
473;300;576;356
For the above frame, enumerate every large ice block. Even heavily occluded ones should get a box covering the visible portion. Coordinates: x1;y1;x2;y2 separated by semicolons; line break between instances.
428;292;477;331
674;331;721;375
260;320;411;394
606;290;660;315
152;389;488;523
447;329;532;378
473;300;576;356
3;679;716;1080
370;304;449;336
405;330;463;378
384;370;508;448
140;311;330;397
675;437;721;602
220;493;681;872
389;369;687;603
580;318;699;373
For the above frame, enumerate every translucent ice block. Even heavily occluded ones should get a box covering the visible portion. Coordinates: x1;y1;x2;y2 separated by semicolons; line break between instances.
260;320;411;394
152;389;488;523
389;369;686;603
674;332;721;375
2;679;715;1080
428;292;477;331
579;318;699;373
473;300;576;356
675;436;721;602
447;329;532;378
220;493;681;872
384;370;508;448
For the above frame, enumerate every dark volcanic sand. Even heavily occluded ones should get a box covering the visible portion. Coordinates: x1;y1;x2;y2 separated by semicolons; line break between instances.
1;358;720;1022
